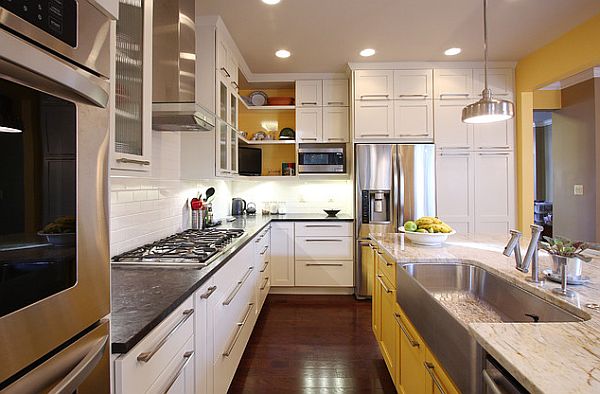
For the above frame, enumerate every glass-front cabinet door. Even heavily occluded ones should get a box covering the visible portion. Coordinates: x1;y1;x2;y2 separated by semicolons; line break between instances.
230;127;238;174
112;0;152;171
217;120;229;175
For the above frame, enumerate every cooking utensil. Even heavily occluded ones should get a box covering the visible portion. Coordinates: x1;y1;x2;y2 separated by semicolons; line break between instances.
204;187;215;202
249;91;268;106
324;209;340;217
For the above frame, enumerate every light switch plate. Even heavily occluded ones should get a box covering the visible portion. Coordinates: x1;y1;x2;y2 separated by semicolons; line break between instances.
574;185;584;195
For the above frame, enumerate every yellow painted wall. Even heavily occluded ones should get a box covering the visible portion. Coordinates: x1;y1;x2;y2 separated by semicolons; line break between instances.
238;88;296;140
515;12;600;231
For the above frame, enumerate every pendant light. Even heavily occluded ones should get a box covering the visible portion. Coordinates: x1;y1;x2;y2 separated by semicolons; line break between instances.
462;0;514;124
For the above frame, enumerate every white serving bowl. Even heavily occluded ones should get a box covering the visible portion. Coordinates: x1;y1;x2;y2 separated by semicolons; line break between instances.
404;230;456;246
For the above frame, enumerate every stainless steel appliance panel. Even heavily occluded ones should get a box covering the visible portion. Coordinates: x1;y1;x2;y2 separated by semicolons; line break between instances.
396;144;436;226
0;0;112;77
0;25;110;385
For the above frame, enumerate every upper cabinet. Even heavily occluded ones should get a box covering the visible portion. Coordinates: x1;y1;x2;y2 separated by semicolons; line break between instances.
296;80;323;107
393;69;433;99
354;70;394;100
323;80;349;106
216;33;238;89
473;68;513;98
433;69;473;99
112;0;153;172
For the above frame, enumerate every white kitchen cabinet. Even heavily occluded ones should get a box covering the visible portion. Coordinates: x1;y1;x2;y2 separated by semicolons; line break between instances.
474;151;515;234
434;69;473;99
295;237;353;260
473;68;513;98
271;222;295;287
393;69;433;99
112;0;152;172
296;107;323;142
295;260;354;287
433;99;473;149
354;70;394;100
323;79;349;106
147;337;195;394
472;119;514;151
436;152;475;234
255;226;271;311
393;100;433;141
323;107;349;142
194;280;216;394
114;297;195;394
216;33;238;84
354;100;394;139
296;80;323;107
294;222;353;237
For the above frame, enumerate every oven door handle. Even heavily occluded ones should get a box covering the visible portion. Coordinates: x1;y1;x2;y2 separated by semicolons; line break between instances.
0;30;109;108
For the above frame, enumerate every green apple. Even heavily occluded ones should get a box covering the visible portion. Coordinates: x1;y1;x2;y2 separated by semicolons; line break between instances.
404;221;417;232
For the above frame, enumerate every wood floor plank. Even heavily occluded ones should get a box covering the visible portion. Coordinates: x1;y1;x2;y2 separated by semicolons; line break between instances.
228;295;396;393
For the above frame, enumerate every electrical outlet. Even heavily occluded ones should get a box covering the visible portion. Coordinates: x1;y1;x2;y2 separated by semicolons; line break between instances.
574;185;584;196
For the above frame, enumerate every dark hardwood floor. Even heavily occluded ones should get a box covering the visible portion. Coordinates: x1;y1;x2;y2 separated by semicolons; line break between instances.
228;295;396;393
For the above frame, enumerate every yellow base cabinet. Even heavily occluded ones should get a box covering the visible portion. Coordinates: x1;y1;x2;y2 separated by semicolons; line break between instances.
424;349;461;394
395;304;426;394
377;271;397;381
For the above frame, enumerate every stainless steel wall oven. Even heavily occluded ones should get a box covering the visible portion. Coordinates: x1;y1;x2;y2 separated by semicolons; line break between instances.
0;1;111;391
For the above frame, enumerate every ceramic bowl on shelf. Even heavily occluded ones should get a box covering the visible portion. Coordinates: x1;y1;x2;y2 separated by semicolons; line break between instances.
401;228;456;246
249;91;268;106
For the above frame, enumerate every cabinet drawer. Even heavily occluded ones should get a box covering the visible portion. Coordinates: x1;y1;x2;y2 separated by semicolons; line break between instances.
294;222;352;237
115;297;195;394
146;336;195;394
295;260;353;287
376;250;396;287
295;236;352;260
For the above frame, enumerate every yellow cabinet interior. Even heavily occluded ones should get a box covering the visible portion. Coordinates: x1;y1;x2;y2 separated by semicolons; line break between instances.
373;249;461;394
238;88;296;141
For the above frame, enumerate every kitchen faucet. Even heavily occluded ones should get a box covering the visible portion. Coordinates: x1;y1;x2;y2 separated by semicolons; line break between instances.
503;224;544;283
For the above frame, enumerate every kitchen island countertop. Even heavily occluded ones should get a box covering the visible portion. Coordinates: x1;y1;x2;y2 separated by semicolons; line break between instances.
111;213;353;354
369;232;600;394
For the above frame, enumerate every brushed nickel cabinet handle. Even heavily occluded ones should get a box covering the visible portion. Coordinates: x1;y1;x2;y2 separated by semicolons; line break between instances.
220;67;231;78
223;303;254;357
260;261;269;273
359;133;390;137
162;351;194;393
305;263;344;267
396;313;420;348
137;309;194;362
260;245;269;255
476;146;509;150
327;101;344;105
376;274;392;294
397;94;428;98
396;133;429;137
424;362;447;394
360;94;389;98
260;277;269;290
200;286;217;299
305;224;342;228
439;93;469;97
116;157;150;166
304;239;343;242
301;101;318;105
223;267;254;306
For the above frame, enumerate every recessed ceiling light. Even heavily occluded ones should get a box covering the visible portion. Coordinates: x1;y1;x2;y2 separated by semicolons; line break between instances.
275;49;290;58
360;48;376;57
262;0;280;4
444;47;462;56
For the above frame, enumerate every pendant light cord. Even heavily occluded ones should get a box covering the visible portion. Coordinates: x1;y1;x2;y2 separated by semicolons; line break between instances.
483;0;488;90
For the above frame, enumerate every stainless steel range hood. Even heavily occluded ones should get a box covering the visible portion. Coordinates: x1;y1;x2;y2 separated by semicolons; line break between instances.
152;0;215;131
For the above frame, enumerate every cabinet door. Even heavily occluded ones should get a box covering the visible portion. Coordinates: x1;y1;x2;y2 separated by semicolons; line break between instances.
296;107;323;142
394;100;433;141
424;350;461;394
216;121;229;176
229;126;238;174
434;100;473;149
354;70;394;100
228;55;239;89
194;280;215;394
436;152;474;234
393;69;433;99
378;273;397;381
399;313;427;394
474;152;515;234
372;255;382;341
323;107;349;142
217;36;230;79
217;77;228;121
355;101;394;139
473;68;513;99
434;69;473;99
147;337;195;394
271;222;295;286
112;0;152;172
323;79;349;106
296;80;323;107
473;119;514;150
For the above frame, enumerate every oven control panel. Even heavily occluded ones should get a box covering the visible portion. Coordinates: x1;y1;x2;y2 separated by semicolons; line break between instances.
1;0;77;47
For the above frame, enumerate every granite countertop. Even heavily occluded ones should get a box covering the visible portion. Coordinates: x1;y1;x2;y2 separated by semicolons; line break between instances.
111;213;353;354
369;232;600;394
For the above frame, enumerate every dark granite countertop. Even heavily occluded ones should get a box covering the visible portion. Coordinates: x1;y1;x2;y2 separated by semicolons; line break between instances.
111;213;353;354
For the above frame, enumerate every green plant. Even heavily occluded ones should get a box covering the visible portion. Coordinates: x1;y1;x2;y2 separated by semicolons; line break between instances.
540;236;598;262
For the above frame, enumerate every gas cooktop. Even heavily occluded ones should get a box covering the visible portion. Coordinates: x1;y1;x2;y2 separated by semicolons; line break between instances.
112;228;245;267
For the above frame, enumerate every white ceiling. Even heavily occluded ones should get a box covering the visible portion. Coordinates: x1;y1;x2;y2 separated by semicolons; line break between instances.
198;0;600;74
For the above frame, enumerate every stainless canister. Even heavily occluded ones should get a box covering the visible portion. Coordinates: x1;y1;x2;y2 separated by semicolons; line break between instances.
192;208;207;229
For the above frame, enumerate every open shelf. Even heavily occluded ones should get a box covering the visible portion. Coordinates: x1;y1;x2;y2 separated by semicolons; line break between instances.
238;135;296;145
240;101;295;111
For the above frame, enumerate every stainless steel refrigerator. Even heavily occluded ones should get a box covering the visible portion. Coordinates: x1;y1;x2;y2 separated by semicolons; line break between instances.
354;144;436;299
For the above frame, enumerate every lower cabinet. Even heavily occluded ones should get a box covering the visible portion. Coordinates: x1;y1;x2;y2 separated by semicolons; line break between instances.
373;249;460;394
270;222;295;286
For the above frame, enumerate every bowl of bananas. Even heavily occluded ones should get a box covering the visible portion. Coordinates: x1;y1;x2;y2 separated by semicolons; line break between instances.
400;217;455;246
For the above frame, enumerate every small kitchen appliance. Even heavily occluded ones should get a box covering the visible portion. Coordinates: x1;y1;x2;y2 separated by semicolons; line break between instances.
232;198;247;215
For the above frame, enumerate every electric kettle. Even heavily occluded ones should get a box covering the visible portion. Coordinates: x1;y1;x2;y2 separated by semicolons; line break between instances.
231;198;246;215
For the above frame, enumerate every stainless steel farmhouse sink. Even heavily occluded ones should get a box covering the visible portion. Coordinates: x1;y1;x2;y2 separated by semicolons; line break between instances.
396;262;589;394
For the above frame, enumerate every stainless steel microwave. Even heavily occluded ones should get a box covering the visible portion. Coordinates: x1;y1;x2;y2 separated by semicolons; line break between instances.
298;147;345;173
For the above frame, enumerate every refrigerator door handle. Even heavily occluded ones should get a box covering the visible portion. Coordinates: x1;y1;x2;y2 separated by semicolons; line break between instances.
393;146;405;231
48;335;108;394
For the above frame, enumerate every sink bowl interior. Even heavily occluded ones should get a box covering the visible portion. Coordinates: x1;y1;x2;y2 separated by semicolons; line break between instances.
402;263;585;324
